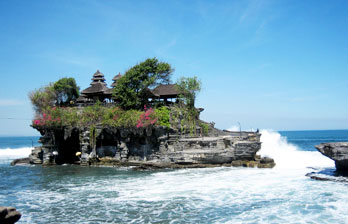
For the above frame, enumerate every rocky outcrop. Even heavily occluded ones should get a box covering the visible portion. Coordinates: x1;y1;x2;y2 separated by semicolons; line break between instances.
25;125;274;169
0;207;21;224
315;142;348;171
10;158;30;166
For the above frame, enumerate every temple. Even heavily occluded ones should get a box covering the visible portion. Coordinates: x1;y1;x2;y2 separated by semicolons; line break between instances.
77;70;180;106
22;69;275;169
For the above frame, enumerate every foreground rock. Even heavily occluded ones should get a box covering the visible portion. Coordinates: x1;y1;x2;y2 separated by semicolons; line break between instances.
315;142;348;171
10;157;30;166
0;206;21;224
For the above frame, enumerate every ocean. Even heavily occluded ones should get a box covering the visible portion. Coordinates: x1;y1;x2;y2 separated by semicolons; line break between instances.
1;130;348;223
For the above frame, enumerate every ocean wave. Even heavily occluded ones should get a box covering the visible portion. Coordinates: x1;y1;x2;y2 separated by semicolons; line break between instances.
0;147;32;158
258;130;334;169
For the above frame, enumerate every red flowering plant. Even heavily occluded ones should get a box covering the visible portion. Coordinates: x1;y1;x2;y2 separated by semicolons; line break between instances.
32;106;63;127
136;105;158;128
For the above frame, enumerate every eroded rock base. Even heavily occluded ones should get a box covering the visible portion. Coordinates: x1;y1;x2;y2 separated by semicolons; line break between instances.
23;126;274;169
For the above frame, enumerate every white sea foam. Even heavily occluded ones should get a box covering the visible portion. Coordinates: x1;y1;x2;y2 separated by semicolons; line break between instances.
3;131;347;223
0;147;32;158
258;130;334;169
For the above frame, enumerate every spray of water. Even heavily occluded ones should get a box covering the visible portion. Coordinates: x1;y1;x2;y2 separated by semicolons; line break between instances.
0;147;32;158
258;130;334;169
0;130;335;170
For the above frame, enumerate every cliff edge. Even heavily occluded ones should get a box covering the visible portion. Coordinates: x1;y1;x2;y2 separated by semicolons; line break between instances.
315;142;348;171
22;125;274;169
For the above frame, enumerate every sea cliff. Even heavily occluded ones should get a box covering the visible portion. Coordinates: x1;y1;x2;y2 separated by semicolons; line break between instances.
315;142;348;172
26;125;274;169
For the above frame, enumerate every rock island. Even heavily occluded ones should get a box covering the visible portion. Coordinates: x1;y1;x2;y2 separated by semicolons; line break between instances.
22;58;274;169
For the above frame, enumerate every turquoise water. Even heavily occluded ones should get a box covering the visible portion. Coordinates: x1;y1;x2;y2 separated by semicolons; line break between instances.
0;136;40;149
0;130;348;223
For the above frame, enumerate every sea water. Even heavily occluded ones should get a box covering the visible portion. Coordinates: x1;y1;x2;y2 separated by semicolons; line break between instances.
0;130;348;223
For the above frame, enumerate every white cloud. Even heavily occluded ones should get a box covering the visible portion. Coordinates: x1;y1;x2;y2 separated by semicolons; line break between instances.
0;99;25;106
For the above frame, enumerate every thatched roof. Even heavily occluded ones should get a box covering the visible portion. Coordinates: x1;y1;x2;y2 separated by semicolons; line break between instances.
81;83;111;95
112;73;122;81
104;88;113;95
143;88;158;98
91;70;107;86
111;73;122;87
152;84;180;98
93;70;105;78
76;94;89;103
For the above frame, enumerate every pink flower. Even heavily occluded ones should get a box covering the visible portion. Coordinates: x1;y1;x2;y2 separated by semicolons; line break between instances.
150;119;157;125
136;121;143;128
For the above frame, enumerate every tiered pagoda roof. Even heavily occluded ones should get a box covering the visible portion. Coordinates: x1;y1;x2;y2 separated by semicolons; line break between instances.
91;70;107;86
80;70;111;98
111;73;122;87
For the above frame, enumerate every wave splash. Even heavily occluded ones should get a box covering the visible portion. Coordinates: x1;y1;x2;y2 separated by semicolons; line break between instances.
0;131;335;169
0;147;32;158
258;130;334;169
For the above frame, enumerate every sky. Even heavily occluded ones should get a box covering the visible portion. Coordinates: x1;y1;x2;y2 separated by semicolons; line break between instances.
0;0;347;136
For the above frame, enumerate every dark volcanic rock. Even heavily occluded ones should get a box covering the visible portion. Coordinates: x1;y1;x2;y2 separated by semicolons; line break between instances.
10;157;30;166
29;125;275;169
260;157;274;164
0;206;21;224
315;142;348;171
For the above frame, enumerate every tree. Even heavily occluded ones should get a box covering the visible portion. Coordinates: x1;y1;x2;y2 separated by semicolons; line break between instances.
176;76;201;108
113;58;174;110
53;77;80;105
29;77;80;113
29;83;56;113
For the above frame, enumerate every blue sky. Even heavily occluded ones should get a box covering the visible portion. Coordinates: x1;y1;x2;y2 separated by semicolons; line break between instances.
0;0;347;136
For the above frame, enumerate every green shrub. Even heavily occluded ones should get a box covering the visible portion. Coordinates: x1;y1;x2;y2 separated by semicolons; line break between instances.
200;122;209;136
116;109;142;127
80;101;105;126
170;105;199;136
29;84;56;113
155;106;170;128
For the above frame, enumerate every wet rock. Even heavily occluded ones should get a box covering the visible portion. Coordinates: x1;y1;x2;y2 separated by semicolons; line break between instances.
231;156;275;168
10;158;30;166
0;206;21;224
260;157;274;164
30;126;275;169
315;142;348;171
306;172;348;182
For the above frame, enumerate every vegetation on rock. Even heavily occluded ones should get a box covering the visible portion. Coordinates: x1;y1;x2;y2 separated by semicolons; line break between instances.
113;58;174;110
176;76;201;109
30;59;204;134
29;77;80;113
29;83;56;113
53;77;80;105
